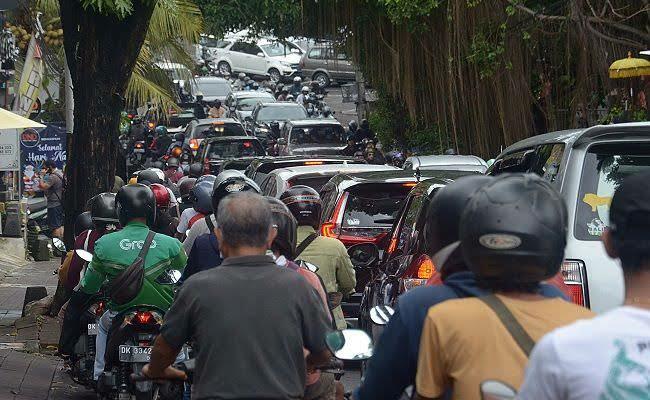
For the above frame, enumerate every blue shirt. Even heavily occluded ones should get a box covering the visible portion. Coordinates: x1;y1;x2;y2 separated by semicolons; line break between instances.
355;271;567;400
180;232;222;284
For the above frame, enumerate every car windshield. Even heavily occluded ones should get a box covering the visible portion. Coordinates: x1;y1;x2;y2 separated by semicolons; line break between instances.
342;184;413;232
194;123;246;139
196;80;231;97
237;96;274;111
290;125;346;145
575;143;650;241
261;42;299;57
206;140;265;159
257;106;307;122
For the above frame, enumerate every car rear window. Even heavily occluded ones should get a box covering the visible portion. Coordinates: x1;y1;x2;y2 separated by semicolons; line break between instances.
575;142;650;241
288;175;333;192
194;123;246;139
206;140;265;159
290;126;346;145
342;183;413;231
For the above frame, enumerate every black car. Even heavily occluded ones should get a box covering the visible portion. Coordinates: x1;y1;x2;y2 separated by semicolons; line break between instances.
167;103;199;129
318;169;471;326
356;174;473;340
245;103;309;145
245;155;365;186
184;118;249;154
197;136;266;175
275;119;347;157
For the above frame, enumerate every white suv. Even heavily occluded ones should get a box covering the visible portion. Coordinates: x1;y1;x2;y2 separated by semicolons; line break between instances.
209;39;303;82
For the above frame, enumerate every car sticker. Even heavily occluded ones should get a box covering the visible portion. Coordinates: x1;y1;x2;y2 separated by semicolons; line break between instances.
587;218;606;237
583;193;612;212
346;218;360;226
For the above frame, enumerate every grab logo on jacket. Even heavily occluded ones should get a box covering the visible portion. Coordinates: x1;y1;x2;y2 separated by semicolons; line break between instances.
119;239;158;251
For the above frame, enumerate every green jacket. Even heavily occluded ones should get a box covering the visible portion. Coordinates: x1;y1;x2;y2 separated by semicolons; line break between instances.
80;221;187;312
296;225;356;329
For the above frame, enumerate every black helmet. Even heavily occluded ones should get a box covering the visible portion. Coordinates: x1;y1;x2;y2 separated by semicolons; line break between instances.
360;119;369;130
196;174;217;185
189;181;213;214
280;185;321;229
174;132;185;142
460;174;567;285
89;192;119;227
425;175;494;256
116;184;156;227
211;170;261;212
137;169;163;185
74;211;94;237
322;106;332;117
152;160;165;170
348;120;358;131
266;196;298;259
444;148;457;155
166;157;180;168
179;177;197;201
188;163;203;178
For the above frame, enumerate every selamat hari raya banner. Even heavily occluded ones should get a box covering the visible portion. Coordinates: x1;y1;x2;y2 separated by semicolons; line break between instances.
20;125;66;194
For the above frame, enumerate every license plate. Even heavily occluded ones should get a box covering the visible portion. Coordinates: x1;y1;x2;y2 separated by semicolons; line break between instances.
87;323;98;335
118;345;152;363
134;148;145;153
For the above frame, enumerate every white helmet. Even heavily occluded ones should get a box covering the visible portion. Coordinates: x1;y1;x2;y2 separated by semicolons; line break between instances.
301;86;309;94
293;76;302;83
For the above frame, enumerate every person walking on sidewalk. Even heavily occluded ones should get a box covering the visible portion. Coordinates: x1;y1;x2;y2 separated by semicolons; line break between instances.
519;171;650;399
39;159;65;238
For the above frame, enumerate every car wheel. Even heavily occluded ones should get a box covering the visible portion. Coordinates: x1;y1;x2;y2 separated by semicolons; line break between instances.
217;61;231;75
313;72;330;88
268;68;281;82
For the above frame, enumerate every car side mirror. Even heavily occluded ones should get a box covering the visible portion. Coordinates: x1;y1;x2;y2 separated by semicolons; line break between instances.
75;249;93;262
479;380;517;400
325;329;373;361
257;52;264;57
347;242;380;268
276;138;287;146
369;305;395;326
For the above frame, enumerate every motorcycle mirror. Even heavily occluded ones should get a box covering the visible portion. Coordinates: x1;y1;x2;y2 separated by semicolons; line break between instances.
75;249;94;262
325;329;373;361
369;305;395;326
52;238;66;253
479;380;517;400
347;243;380;268
299;260;319;273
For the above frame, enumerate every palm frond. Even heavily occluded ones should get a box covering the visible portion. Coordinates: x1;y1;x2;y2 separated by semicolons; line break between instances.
126;67;179;113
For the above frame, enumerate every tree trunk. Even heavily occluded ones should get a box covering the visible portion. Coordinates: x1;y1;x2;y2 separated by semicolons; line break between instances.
59;1;156;246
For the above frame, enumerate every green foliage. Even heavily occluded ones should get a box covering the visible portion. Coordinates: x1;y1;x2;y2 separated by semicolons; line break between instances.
377;0;441;23
79;0;134;18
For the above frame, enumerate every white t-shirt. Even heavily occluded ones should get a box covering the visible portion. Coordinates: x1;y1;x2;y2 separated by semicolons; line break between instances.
519;306;650;400
177;207;200;234
182;214;217;255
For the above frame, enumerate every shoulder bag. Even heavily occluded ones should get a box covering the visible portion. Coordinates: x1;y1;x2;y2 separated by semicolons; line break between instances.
107;230;156;305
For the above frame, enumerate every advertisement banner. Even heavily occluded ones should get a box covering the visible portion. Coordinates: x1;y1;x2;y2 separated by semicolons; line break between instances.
13;35;43;117
20;125;66;194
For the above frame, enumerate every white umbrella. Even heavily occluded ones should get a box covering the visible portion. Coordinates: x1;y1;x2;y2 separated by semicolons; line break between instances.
0;108;46;129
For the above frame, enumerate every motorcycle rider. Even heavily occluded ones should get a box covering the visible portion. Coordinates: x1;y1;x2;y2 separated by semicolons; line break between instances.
234;72;247;90
320;106;334;119
177;177;197;213
208;100;227;118
296;86;309;107
150;183;178;237
355;175;568;400
353;119;376;143
63;184;186;380
142;192;331;399
136;168;164;186
347;120;358;139
363;141;386;165
164;157;183;184
187;163;203;179
252;81;260;91
152;126;172;158
281;186;356;330
181;171;261;278
289;76;303;97
414;174;594;400
176;180;212;240
277;88;289;101
167;132;191;156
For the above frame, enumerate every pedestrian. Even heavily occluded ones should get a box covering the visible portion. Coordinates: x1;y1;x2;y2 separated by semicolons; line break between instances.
281;186;356;330
414;174;594;400
519;171;650;399
355;175;570;400
39;159;65;238
142;192;332;400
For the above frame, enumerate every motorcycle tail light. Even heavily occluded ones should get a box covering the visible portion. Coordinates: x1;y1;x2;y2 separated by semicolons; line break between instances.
147;122;155;130
125;310;163;325
189;139;199;151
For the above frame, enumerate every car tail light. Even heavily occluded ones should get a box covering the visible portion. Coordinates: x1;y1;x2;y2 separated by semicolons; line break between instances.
304;161;323;165
402;254;437;291
189;139;199;151
126;310;163;325
561;260;589;307
320;192;348;238
147;121;155;130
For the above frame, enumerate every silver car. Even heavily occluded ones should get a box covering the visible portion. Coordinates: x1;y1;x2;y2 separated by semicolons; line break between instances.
489;122;650;313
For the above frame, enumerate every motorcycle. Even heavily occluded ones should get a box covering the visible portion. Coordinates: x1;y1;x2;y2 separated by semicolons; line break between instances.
129;141;147;169
69;297;107;387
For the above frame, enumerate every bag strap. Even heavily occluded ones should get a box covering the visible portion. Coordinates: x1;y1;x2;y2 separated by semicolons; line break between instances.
204;214;215;233
137;231;156;260
295;233;318;258
478;294;536;357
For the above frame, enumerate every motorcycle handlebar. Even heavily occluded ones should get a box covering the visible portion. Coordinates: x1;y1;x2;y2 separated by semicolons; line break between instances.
129;359;195;382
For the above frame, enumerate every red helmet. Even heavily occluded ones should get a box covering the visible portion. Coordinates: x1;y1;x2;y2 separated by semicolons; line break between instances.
150;183;171;209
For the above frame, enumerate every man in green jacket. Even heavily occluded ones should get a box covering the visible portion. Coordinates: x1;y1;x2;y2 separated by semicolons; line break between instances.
281;186;356;329
77;184;186;380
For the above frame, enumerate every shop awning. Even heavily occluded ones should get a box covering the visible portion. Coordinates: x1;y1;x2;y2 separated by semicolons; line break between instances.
0;108;46;129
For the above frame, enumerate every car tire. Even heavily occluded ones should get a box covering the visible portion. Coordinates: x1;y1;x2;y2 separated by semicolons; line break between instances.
217;61;231;75
268;68;281;82
313;72;330;88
